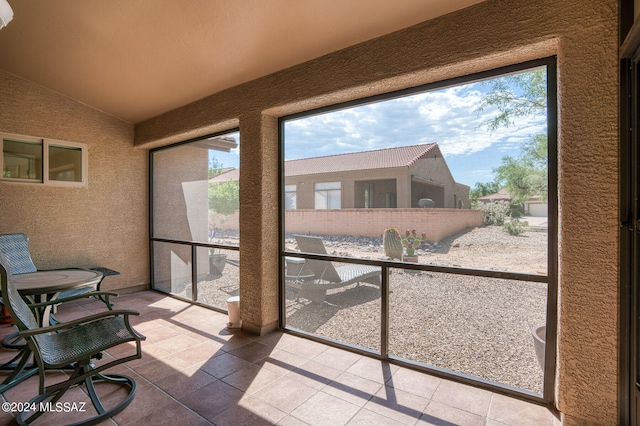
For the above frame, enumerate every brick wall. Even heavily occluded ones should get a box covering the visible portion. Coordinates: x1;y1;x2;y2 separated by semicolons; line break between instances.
283;208;483;242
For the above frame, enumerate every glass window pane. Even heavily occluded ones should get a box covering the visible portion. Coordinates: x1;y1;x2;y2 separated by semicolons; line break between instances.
316;182;340;190
315;191;328;209
49;144;82;182
3;138;42;181
328;190;341;209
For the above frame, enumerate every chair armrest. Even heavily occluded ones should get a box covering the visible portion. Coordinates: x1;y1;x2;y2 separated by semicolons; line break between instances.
18;309;141;337
27;292;118;308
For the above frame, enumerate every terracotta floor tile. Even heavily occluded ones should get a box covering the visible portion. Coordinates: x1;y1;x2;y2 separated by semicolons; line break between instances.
212;395;287;426
131;354;191;382
257;349;309;376
419;400;486;426
110;382;170;424
255;330;301;350
282;338;328;360
431;379;493;417
199;352;252;379
153;364;217;399
487;393;557;426
126;397;210;426
347;407;407;425
364;384;430;425
228;341;275;363
222;363;285;394
323;371;383;407
173;340;226;365
287;359;342;390
290;391;360;426
345;357;398;384
312;346;362;371
386;366;441;399
179;379;243;420
252;376;318;413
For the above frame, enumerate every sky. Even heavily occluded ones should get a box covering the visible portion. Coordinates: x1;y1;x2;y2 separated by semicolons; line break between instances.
210;69;548;188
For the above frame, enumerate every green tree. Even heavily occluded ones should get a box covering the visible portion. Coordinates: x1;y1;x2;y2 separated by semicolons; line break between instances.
208;179;239;216
208;157;224;179
476;68;548;203
469;181;500;207
476;68;546;131
495;134;548;204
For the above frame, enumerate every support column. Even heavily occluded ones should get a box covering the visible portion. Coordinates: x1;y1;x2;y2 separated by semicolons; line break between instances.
238;112;280;335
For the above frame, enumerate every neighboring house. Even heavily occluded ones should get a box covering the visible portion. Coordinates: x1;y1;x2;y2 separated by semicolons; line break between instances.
282;143;470;210
477;188;548;217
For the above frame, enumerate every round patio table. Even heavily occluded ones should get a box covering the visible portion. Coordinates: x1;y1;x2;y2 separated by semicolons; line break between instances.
12;269;103;296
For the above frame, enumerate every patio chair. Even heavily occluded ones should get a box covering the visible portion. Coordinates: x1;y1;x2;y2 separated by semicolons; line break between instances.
0;233;110;306
0;251;145;425
292;235;381;304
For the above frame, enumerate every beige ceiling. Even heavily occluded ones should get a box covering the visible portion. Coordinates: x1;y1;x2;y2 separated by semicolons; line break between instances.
0;0;485;124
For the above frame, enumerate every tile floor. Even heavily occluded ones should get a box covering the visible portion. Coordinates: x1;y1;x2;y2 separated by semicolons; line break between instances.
0;291;560;425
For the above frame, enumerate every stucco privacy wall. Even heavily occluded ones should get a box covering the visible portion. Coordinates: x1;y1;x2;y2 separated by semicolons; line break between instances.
135;0;619;424
0;70;148;292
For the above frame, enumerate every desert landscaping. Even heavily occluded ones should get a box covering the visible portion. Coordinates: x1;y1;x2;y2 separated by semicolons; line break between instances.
190;220;549;394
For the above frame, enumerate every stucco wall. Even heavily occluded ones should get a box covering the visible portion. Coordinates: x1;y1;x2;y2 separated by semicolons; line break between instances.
134;0;619;423
0;70;148;292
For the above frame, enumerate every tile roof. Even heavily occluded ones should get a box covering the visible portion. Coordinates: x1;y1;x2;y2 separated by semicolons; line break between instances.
210;143;439;182
284;143;438;176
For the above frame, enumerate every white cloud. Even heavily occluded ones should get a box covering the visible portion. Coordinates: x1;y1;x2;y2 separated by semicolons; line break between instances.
284;74;548;185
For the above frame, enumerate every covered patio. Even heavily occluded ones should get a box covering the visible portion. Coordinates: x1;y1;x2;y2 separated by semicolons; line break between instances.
0;0;629;424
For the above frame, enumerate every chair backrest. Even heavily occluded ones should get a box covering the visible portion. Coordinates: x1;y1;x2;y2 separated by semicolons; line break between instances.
294;235;342;283
0;251;40;333
0;233;37;274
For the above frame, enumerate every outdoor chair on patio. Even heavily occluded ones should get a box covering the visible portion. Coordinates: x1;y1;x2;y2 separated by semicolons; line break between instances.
0;233;112;307
292;235;381;304
0;251;145;425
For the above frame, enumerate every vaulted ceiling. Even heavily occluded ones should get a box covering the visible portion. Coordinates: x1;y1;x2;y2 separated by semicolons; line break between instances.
0;0;485;123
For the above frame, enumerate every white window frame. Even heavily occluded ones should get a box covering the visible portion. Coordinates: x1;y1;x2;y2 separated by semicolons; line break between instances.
314;181;341;209
0;132;88;187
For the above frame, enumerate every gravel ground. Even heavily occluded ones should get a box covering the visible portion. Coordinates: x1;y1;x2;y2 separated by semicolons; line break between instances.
188;223;549;394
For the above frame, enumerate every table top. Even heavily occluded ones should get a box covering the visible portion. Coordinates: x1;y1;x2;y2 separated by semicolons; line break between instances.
12;269;103;294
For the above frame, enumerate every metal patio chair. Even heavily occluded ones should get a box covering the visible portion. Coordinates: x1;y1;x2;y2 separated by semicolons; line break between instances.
0;251;145;425
291;235;381;304
0;233;114;311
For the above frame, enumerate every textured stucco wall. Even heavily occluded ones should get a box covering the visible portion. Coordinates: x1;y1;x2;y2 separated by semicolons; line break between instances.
0;70;148;292
135;0;619;423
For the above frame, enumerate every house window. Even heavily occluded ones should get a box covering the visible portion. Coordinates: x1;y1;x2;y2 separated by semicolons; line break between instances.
1;133;87;186
314;182;341;209
285;184;297;210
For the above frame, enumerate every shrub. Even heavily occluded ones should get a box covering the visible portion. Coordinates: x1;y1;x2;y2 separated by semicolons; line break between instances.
503;218;529;235
478;201;510;226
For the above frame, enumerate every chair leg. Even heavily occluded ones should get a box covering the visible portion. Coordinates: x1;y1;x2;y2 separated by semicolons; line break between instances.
0;345;38;393
15;364;137;426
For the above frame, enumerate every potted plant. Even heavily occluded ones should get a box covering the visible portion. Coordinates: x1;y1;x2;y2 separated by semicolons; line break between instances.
208;229;227;277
